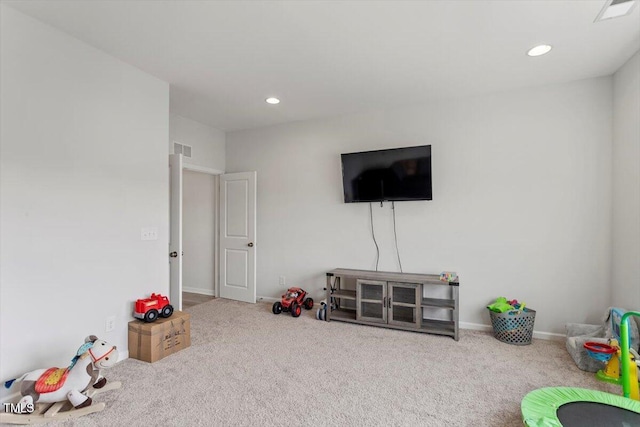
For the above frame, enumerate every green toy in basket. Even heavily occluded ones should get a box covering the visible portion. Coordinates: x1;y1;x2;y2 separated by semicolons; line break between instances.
487;297;514;313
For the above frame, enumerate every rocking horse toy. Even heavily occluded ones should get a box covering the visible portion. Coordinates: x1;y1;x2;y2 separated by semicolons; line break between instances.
0;335;121;424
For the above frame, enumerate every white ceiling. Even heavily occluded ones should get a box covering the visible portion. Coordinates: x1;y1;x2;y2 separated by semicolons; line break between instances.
5;0;640;131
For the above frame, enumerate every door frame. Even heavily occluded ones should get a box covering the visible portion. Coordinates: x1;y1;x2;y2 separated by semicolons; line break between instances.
170;159;224;305
184;164;223;298
169;154;183;310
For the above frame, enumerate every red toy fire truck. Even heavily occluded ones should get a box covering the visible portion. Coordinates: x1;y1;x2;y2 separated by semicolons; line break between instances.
134;293;174;322
272;287;314;317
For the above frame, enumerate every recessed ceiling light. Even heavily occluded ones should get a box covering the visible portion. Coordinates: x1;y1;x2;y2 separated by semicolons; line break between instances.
265;97;280;104
527;45;552;57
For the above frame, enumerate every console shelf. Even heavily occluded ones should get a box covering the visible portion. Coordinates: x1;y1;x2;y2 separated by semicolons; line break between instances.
421;297;456;309
332;289;356;300
325;268;459;341
330;308;356;321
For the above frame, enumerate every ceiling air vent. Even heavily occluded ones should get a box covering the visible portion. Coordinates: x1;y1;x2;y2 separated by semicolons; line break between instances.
173;142;192;158
595;0;638;21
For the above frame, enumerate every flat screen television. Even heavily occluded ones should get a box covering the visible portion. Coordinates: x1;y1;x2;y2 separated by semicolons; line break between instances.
341;145;432;203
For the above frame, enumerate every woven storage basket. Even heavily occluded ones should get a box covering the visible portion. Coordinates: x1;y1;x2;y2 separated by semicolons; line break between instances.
489;308;536;345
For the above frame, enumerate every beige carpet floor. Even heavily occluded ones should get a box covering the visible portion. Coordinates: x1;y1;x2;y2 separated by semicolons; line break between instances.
18;298;621;426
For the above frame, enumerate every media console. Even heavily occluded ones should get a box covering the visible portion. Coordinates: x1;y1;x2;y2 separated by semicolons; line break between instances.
324;268;459;341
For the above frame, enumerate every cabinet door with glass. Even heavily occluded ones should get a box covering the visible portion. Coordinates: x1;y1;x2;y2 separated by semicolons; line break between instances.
356;279;386;323
388;282;420;328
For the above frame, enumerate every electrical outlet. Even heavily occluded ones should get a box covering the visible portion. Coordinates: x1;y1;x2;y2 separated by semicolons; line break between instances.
279;276;286;287
105;316;115;332
141;227;158;241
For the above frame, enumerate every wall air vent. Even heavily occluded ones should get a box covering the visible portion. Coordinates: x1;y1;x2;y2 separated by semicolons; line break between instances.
173;142;192;158
595;0;637;21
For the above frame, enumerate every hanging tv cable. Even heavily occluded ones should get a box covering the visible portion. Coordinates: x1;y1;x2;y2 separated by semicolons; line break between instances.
369;202;379;271
392;201;403;273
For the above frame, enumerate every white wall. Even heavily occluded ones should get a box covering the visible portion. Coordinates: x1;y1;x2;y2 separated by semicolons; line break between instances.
0;6;169;379
227;77;613;335
170;113;225;172
183;170;216;295
611;50;640;311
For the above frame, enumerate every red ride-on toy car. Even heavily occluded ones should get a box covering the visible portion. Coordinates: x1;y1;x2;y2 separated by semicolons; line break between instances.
272;287;313;317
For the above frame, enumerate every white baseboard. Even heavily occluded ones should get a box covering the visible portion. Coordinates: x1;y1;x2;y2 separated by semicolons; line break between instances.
183;287;215;296
459;321;493;333
253;303;567;342
258;295;326;304
117;350;129;363
531;330;565;341
460;321;565;341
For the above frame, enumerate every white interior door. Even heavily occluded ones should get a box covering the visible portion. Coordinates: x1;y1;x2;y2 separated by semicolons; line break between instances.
169;154;183;311
219;171;256;303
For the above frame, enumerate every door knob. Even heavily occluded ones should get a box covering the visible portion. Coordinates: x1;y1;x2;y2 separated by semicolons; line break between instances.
169;251;178;258
247;242;254;247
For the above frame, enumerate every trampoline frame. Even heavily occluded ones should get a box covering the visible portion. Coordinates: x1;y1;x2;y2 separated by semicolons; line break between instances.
521;387;640;427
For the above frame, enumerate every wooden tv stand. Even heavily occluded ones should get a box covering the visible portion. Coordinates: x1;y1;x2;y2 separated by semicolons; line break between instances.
324;268;459;341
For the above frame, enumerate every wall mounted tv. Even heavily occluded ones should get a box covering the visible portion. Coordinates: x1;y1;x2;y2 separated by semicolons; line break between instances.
341;145;432;203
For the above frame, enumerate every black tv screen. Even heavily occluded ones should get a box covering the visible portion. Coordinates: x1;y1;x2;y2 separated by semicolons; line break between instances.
341;145;432;203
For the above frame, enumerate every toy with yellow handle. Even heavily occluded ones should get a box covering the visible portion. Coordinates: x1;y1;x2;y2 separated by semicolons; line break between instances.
587;339;622;384
620;311;640;401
